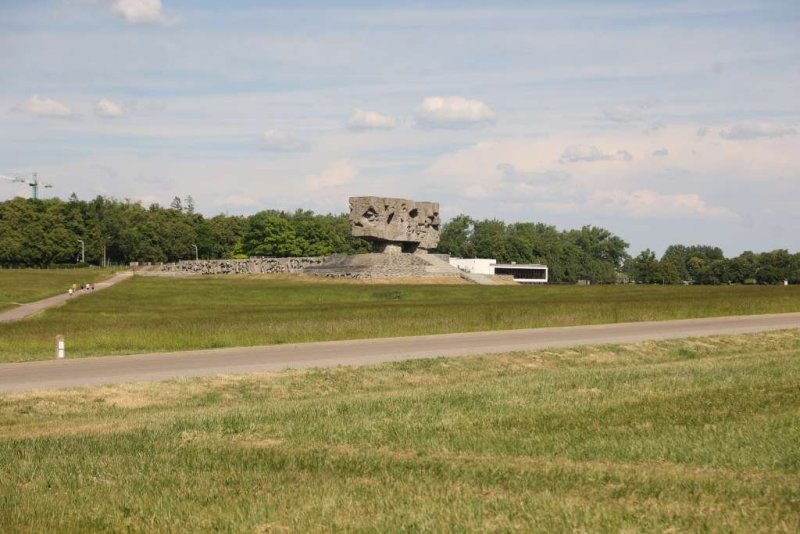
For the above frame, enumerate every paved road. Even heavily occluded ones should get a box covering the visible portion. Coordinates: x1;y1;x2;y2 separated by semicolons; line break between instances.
1;312;798;393
0;272;133;324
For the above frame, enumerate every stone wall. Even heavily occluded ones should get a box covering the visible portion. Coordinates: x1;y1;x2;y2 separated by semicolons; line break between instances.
145;253;463;280
150;257;327;275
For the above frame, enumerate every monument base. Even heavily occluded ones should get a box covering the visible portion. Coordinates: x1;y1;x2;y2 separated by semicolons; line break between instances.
304;253;458;280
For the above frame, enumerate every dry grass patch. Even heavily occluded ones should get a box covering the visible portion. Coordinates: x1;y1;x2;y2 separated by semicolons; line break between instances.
1;330;799;531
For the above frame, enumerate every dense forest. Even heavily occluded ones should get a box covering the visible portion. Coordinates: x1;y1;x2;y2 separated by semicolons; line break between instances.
0;195;798;284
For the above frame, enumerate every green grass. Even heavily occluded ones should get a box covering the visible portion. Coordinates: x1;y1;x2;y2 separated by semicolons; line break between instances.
0;268;119;312
1;330;798;531
1;275;800;362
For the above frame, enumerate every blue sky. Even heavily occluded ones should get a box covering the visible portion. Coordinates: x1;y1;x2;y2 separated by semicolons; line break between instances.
1;0;799;255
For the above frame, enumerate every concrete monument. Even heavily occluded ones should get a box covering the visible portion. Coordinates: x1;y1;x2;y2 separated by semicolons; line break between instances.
349;196;440;253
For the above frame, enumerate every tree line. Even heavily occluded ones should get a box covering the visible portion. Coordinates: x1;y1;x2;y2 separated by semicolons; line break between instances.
0;195;368;267
436;215;800;284
624;246;800;285
0;195;797;284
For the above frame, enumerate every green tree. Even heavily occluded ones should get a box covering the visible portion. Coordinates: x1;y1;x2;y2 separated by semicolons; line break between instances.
472;219;510;261
436;214;474;257
245;212;303;257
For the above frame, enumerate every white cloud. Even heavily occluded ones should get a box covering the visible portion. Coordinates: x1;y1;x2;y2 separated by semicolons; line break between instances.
346;109;398;131
422;124;800;227
113;0;165;24
428;125;800;195
261;130;306;152
416;96;495;128
719;122;797;140
560;145;633;163
306;159;357;191
94;98;125;118
14;95;73;118
589;190;735;219
652;148;669;157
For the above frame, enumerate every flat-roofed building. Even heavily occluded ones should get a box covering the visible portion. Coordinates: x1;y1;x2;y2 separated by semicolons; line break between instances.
449;258;497;275
493;263;548;284
449;258;549;284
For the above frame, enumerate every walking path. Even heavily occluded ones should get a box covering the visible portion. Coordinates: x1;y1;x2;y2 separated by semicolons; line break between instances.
1;311;797;393
0;271;133;324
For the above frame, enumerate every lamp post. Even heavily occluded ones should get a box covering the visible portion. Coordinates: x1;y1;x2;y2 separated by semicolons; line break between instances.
77;239;85;264
192;244;198;260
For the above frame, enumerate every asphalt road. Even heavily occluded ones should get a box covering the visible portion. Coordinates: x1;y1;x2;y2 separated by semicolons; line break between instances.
0;271;133;324
1;312;798;393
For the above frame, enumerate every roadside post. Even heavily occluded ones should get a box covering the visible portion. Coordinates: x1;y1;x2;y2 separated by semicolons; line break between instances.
55;335;65;359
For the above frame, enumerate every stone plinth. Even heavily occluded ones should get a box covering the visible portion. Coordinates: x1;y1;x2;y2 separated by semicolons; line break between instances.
303;253;460;280
349;196;440;253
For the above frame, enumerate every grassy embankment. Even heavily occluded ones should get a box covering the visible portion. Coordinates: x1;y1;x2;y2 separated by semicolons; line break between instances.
1;330;799;531
0;268;119;312
0;275;799;362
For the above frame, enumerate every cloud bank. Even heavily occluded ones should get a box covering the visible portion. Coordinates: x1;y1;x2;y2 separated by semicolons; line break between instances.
590;190;735;219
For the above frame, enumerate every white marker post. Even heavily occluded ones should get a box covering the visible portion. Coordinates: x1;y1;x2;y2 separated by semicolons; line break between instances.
55;335;65;359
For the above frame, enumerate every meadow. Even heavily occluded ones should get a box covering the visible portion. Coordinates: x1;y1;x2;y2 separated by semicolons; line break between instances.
1;330;798;531
1;274;800;362
0;268;119;312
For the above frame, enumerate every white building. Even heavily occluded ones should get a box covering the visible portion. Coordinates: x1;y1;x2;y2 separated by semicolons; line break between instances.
449;258;497;275
449;258;549;284
493;263;548;284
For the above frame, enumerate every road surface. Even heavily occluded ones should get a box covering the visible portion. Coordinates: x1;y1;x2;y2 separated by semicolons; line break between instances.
0;271;133;324
0;312;798;393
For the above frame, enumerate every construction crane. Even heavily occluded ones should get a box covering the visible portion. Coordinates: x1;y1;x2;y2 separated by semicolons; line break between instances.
0;172;53;199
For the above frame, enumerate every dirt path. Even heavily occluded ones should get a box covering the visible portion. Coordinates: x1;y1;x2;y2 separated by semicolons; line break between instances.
0;312;797;393
0;272;133;324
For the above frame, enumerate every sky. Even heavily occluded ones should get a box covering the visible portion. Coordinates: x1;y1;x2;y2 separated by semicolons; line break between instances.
1;0;799;256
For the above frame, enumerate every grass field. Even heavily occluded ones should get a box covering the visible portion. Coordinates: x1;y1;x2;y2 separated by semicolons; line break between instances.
0;268;119;312
1;330;798;531
1;275;800;362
